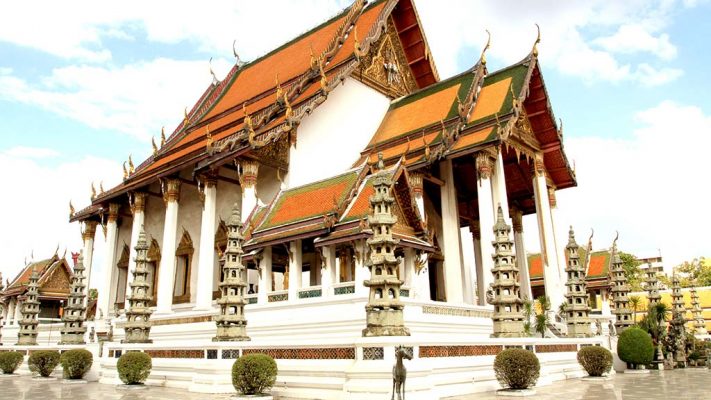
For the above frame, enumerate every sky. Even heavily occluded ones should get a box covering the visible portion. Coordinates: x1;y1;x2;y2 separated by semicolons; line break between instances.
1;0;710;289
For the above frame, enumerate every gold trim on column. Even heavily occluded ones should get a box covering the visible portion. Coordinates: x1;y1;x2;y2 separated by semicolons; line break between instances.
475;152;495;180
81;221;98;241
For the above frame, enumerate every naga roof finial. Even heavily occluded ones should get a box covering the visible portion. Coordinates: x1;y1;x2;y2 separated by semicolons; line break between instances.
183;107;189;126
480;29;491;66
233;40;244;67
275;73;283;101
99;181;105;194
532;24;541;57
206;125;213;149
209;57;219;85
160;126;166;146
122;161;128;180
69;200;75;218
152;136;158;155
128;154;135;174
90;182;97;201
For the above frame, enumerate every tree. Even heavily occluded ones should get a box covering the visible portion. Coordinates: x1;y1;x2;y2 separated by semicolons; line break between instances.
88;288;98;300
638;302;669;355
534;296;551;338
619;252;643;291
674;257;711;287
629;295;642;324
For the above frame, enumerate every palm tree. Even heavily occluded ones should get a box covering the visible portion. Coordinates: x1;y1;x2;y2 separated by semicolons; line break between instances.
639;302;669;361
535;313;549;338
629;295;642;324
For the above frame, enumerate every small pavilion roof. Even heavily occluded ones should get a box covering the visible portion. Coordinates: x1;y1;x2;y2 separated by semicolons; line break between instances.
1;254;72;298
528;249;612;288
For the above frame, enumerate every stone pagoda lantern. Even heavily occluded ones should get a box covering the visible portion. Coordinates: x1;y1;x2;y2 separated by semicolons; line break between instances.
362;155;409;337
645;265;661;306
59;253;88;344
213;202;250;342
123;227;153;343
610;240;632;333
689;286;708;335
488;205;525;338
17;268;40;345
563;227;591;337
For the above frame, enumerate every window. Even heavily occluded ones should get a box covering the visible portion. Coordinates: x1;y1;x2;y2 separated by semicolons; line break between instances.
173;230;194;304
115;245;130;310
147;238;161;307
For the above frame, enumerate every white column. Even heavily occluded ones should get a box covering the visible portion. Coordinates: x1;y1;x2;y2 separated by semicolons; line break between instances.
240;160;259;223
476;153;496;306
532;155;565;310
403;248;416;289
125;192;146;305
258;246;272;304
439;159;464;303
321;245;336;297
512;209;533;301
548;187;567;290
408;172;426;221
491;149;511;221
195;178;218;310
600;288;612;316
156;179;180;314
98;203;120;318
288;240;302;301
14;300;22;321
354;239;370;297
7;299;15;323
469;222;485;305
81;221;97;300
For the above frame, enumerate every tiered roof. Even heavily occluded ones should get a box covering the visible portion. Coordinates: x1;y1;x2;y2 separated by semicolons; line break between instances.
528;249;611;289
1;254;72;300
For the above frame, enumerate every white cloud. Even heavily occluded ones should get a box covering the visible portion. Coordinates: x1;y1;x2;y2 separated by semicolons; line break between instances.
0;58;233;141
0;150;122;290
415;0;690;85
524;101;711;267
634;63;684;87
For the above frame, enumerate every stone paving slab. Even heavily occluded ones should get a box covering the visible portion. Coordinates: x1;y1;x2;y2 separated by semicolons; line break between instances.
0;368;709;399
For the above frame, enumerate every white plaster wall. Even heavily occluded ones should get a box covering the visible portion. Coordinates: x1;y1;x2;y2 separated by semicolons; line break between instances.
286;78;390;188
144;192;166;253
256;165;281;206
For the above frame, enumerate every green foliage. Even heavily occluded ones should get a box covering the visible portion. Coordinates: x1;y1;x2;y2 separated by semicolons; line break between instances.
619;252;643;291
673;257;711;287
88;288;99;300
0;351;24;374
638;302;669;346
577;346;613;377
522;298;533;336
629;295;642;323
617;327;654;367
117;352;152;385
493;349;540;389
232;353;278;395
28;350;60;377
534;296;550;338
60;349;93;379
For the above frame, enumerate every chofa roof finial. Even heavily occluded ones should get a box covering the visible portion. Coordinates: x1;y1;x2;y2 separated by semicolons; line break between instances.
532;24;541;57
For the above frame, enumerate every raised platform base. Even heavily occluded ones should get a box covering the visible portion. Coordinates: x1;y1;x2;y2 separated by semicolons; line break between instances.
62;379;88;384
582;375;612;381
496;388;537;396
624;369;650;374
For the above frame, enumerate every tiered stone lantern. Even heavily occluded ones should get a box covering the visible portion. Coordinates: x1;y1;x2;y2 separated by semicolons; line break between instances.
59;253;88;344
689;286;708;335
0;274;4;345
645;265;661;306
669;275;687;365
488;205;525;338
610;242;632;332
362;155;409;337
563;227;591;337
17;268;40;345
123;227;153;343
213;202;250;342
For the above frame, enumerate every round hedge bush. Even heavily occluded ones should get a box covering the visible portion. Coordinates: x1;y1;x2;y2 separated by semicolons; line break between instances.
28;350;60;377
60;349;93;379
0;351;25;374
493;348;540;390
117;352;152;385
577;346;613;377
617;327;654;368
232;353;278;395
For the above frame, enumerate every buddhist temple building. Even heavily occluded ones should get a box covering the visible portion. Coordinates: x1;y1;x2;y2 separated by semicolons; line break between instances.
0;253;72;324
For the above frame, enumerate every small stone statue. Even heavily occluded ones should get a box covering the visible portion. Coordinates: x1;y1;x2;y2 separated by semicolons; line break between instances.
89;326;95;343
392;346;412;400
595;320;603;336
608;320;617;337
485;283;495;305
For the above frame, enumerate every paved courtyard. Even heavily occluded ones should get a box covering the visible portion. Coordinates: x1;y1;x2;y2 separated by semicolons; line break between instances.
1;368;709;399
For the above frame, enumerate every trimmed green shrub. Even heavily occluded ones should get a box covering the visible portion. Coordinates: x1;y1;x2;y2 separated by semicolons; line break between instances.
117;352;152;385
0;351;25;374
493;348;540;390
232;353;278;395
577;346;613;377
617;327;654;367
60;349;93;379
28;350;60;377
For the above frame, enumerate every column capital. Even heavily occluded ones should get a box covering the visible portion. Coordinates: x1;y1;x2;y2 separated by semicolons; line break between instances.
107;203;120;223
533;154;546;178
408;172;424;197
162;178;181;204
129;191;147;215
511;208;524;233
547;186;557;208
475;152;494;180
81;221;98;241
239;159;259;188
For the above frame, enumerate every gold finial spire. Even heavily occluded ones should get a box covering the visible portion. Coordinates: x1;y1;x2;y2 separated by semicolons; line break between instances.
69;200;75;218
532;24;541;57
160;126;166;146
284;91;293;120
183;107;189;126
354;26;365;58
128;154;135;174
152;136;158;155
99;181;105;194
481;29;491;65
123;161;128;180
90;182;97;201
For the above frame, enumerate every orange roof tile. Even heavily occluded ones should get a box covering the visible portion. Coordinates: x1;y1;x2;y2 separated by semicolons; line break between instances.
528;254;543;279
450;125;496;152
467;77;512;123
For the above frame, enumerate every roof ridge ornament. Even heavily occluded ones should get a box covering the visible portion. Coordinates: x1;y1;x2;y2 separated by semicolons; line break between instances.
128;154;135;174
480;29;491;66
209;57;219;86
90;182;97;201
152;136;158;155
532;24;541;57
69;200;75;219
160;126;166;147
183;107;189;127
233;40;245;67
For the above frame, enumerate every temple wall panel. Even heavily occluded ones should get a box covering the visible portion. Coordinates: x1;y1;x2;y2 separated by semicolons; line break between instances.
256;165;281;206
176;183;203;303
287;78;390;188
144;193;166;249
215;180;241;223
